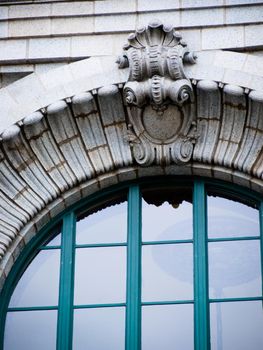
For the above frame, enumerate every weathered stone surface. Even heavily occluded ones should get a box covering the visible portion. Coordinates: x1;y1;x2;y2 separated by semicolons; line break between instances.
1;0;263;72
47;100;94;183
0;38;262;290
194;80;221;163
98;85;133;167
72;92;114;174
117;21;197;167
117;20;196;109
234;90;263;178
24;112;76;192
2;52;263;136
0;73;262;266
214;85;246;168
2;128;59;204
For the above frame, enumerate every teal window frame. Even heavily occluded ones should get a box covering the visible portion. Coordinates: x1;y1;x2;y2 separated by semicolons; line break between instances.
0;177;262;350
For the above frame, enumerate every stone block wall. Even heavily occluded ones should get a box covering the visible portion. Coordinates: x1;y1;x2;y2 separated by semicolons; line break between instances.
0;0;263;88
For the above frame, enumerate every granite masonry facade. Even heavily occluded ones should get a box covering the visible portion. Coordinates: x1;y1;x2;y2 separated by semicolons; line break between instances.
0;0;262;292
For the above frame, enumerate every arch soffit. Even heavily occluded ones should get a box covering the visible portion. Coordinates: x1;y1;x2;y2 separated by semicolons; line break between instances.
0;48;263;289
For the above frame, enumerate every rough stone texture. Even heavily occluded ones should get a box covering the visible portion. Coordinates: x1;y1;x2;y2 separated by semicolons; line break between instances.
0;64;262;273
47;100;95;183
72;92;114;174
2;50;263;135
98;85;133;167
0;56;128;134
1;0;263;67
0;7;262;291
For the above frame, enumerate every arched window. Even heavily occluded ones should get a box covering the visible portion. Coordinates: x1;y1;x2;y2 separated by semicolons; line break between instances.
1;178;263;350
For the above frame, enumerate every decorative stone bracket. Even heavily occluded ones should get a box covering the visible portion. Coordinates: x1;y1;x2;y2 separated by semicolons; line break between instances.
117;20;198;166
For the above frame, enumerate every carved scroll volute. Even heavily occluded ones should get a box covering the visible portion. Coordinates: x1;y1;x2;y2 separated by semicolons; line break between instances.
117;20;198;166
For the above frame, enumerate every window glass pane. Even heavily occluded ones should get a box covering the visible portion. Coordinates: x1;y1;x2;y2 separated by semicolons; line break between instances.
9;249;60;307
4;310;57;350
142;304;194;350
142;199;193;242
210;301;263;350
209;240;262;298
73;307;125;350
46;233;61;246
74;247;126;305
76;202;127;244
142;244;193;302
208;196;259;238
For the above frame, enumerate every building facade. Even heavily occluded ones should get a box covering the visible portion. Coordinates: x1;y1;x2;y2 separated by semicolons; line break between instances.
0;0;262;349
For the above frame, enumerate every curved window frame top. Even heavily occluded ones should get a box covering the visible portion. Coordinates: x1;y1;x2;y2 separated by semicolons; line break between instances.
0;177;262;350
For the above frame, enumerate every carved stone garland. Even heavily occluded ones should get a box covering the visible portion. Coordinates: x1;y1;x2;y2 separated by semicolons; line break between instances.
117;20;198;166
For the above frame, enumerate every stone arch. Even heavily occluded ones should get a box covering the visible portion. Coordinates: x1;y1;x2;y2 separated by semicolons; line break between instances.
0;49;262;290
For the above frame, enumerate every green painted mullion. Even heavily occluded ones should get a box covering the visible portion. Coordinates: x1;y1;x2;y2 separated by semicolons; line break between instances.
260;201;263;299
7;306;58;312
40;245;61;250
210;296;263;303
74;303;126;309
57;212;76;350
208;236;259;243
142;300;194;306
75;242;127;249
142;239;193;245
126;185;141;350
194;180;210;350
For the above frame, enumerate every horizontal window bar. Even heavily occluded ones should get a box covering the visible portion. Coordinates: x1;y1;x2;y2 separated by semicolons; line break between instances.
7;305;58;312
40;245;61;250
75;242;127;249
74;303;126;309
209;296;263;303
208;236;260;243
142;300;194;306
142;239;193;246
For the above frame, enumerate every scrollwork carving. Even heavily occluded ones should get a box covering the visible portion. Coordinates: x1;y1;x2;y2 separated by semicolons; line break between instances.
117;19;196;109
118;20;198;166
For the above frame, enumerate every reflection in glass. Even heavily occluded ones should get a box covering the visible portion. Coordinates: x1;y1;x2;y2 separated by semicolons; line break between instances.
209;240;261;298
46;233;61;246
208;196;259;238
210;301;263;350
9;249;60;307
76;202;127;244
73;307;125;350
4;310;57;350
142;200;193;242
142;244;193;301
74;247;126;304
142;304;194;350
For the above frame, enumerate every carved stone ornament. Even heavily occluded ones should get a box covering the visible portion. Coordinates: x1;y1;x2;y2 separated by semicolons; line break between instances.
117;20;198;166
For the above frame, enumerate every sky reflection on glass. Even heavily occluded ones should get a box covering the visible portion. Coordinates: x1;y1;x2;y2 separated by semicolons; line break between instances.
9;249;60;307
142;199;193;242
46;232;61;246
209;240;262;298
73;307;125;350
142;244;193;301
210;301;263;350
76;202;127;244
4;311;57;350
3;187;263;350
208;196;259;238
74;247;126;305
142;304;194;350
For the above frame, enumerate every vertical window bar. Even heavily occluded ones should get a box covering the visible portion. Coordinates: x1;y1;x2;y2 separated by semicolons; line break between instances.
193;180;210;350
260;201;263;299
57;212;76;350
126;185;142;350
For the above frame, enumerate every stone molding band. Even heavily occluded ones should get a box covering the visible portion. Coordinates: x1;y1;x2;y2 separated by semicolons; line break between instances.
0;44;262;289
